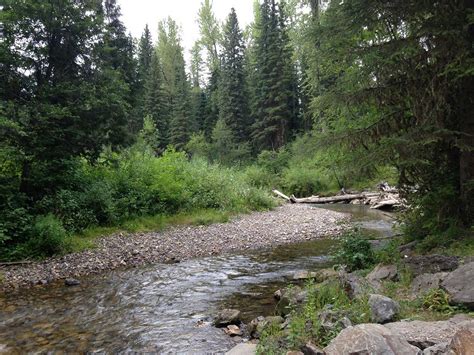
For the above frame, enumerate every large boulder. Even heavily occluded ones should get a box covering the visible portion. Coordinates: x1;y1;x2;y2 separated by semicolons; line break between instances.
384;316;473;349
226;343;257;355
366;264;399;284
340;272;375;299
403;255;459;277
410;272;448;297
447;322;474;354
441;261;474;309
368;294;400;324
323;323;420;354
214;309;241;327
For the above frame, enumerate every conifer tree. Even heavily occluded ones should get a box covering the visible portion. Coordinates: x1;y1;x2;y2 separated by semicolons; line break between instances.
156;19;195;150
144;51;168;150
249;0;299;151
219;8;249;143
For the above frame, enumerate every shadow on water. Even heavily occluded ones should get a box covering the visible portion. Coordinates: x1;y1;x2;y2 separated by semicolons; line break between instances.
0;205;394;353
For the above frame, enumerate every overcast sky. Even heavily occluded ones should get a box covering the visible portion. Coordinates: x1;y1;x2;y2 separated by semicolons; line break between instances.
118;0;255;59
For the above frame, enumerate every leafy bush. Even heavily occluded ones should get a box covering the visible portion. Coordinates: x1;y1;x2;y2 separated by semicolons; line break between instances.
26;215;70;258
421;289;458;314
334;229;375;271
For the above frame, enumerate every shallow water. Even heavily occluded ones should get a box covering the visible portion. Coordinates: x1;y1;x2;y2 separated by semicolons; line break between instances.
0;205;393;354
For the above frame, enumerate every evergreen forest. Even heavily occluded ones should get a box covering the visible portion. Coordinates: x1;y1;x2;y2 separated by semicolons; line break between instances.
1;0;473;260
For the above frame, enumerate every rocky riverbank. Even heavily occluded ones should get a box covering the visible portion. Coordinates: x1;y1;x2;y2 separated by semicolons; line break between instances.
220;252;474;355
0;204;348;292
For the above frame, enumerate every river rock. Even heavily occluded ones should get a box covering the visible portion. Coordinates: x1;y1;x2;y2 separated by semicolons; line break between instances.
384;316;473;349
366;264;398;283
369;294;400;323
248;316;284;338
226;343;257;355
293;271;318;280
286;352;304;355
447;322;474;354
64;278;80;286
313;268;339;283
276;286;308;316
214;309;241;327
441;261;474;309
323;324;420;354
225;325;243;337
410;272;447;296
422;342;449;355
301;341;325;355
340;272;374;299
403;255;459;277
318;308;352;331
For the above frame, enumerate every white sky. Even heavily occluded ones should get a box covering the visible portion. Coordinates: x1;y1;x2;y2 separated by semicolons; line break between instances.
118;0;255;60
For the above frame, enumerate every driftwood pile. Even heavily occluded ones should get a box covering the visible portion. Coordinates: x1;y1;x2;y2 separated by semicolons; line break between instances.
273;182;403;210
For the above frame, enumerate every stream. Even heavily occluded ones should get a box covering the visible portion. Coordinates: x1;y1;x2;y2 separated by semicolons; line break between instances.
0;205;395;354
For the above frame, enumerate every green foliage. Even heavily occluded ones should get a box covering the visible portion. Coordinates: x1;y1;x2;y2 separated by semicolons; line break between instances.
0;144;275;260
334;229;375;271
26;215;70;259
259;280;370;353
421;289;458;315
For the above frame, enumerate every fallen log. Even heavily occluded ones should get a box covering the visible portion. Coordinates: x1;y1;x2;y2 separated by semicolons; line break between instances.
290;192;379;204
272;189;292;202
371;198;401;210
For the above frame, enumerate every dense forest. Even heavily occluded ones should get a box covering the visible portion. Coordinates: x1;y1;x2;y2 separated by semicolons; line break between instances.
0;0;473;260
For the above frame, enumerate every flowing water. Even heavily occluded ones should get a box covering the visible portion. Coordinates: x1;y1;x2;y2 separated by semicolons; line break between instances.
0;205;395;354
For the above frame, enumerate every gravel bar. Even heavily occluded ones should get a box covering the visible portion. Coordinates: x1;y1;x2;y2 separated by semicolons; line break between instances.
0;204;348;292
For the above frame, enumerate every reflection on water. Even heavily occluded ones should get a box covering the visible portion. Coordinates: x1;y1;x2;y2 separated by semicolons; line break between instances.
0;205;393;353
313;204;397;238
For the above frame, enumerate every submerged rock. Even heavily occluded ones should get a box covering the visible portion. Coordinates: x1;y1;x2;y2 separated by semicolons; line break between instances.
441;261;474;309
64;278;80;286
368;294;400;324
214;309;241;327
324;324;420;354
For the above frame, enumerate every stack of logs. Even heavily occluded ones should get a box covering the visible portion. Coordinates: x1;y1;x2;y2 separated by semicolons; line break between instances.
273;182;403;210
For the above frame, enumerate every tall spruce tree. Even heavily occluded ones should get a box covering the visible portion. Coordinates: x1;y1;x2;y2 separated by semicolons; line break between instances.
156;19;195;150
144;51;168;150
219;9;249;142
250;0;299;151
133;24;154;132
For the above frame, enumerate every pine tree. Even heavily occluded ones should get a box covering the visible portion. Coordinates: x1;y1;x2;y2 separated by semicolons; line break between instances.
144;51;168;150
249;0;299;151
219;8;249;143
137;25;153;85
156;19;195;150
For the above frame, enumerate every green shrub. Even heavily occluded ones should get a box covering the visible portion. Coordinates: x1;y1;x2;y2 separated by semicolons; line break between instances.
334;229;375;271
26;215;70;258
421;289;457;314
